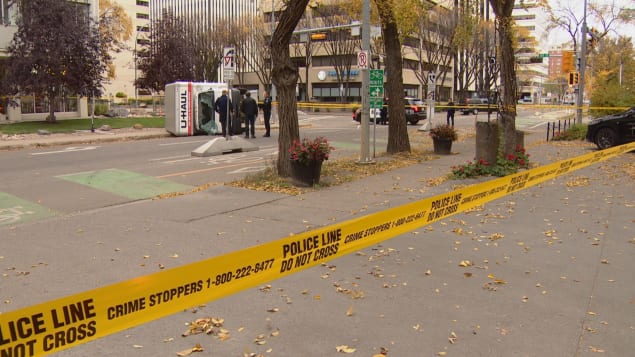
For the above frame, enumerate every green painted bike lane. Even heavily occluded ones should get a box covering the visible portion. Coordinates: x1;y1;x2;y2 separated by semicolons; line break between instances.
1;169;192;226
0;192;57;226
56;168;193;200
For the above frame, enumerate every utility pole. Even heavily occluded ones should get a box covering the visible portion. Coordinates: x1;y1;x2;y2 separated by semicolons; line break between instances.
358;0;373;163
576;0;588;124
271;0;276;100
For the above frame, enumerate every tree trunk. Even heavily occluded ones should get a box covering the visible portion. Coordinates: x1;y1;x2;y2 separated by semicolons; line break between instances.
374;0;410;154
489;0;517;157
270;0;310;177
46;93;57;123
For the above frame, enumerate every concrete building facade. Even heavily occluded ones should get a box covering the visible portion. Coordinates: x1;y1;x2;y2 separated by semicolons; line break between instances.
102;0;151;104
512;0;550;103
146;0;454;104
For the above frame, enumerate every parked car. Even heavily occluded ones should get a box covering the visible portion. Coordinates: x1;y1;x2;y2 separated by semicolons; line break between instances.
403;97;426;124
352;108;381;122
585;106;635;149
459;97;497;115
353;97;426;125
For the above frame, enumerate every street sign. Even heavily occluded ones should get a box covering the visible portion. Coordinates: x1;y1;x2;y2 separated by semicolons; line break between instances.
370;97;383;109
539;53;549;58
370;69;383;86
369;69;384;109
223;47;235;81
357;50;369;69
370;86;384;98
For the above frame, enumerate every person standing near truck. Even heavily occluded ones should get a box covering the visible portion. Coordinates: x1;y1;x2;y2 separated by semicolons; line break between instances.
214;90;232;137
241;91;258;139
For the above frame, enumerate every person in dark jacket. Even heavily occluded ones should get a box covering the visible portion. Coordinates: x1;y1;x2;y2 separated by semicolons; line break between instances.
241;92;259;138
214;90;232;137
378;98;388;125
446;100;456;127
262;91;272;137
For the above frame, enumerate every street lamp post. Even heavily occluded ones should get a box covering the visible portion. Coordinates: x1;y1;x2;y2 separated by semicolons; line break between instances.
134;32;139;109
358;0;372;164
576;0;588;124
270;0;276;99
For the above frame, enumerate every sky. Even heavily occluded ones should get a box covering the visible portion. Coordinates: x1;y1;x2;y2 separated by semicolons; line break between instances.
546;0;634;47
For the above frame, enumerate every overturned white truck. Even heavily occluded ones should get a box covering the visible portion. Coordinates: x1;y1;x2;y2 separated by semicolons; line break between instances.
164;81;244;136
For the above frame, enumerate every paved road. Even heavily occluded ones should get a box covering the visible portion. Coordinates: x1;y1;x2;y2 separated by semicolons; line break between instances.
0;109;573;227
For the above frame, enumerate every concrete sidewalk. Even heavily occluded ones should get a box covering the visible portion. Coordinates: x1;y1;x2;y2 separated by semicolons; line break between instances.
1;123;633;356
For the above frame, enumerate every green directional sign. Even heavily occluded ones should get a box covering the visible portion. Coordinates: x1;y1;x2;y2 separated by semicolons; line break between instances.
370;97;383;109
370;86;384;98
539;53;549;58
369;69;384;110
370;69;384;86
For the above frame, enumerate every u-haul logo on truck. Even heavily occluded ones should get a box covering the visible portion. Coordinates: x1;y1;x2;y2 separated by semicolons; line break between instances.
179;89;189;129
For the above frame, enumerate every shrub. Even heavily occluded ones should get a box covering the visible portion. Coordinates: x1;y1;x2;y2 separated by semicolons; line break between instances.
289;136;335;165
93;103;108;116
552;124;587;141
451;146;530;179
429;124;458;141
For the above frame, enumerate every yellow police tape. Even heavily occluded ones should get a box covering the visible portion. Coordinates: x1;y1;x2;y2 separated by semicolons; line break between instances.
2;142;634;356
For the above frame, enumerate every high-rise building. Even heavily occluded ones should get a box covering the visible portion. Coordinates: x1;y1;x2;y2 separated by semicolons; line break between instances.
512;0;550;103
102;0;151;103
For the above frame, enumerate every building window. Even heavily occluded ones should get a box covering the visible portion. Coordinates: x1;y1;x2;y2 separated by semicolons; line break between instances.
136;0;149;7
137;13;149;20
20;94;78;114
513;14;536;21
312;83;361;102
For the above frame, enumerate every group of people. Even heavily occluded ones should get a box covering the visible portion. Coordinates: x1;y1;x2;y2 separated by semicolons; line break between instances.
213;90;273;138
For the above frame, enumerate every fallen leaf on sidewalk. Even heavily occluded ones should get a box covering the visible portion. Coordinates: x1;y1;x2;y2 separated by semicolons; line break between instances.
336;345;356;353
588;346;605;353
176;343;204;356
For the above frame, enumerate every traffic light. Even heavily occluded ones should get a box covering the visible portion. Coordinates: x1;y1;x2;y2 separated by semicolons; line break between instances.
568;72;575;85
574;72;579;85
587;28;600;50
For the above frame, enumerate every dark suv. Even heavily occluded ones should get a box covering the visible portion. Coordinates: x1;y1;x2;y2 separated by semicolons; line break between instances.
403;97;426;124
459;97;497;115
353;97;426;125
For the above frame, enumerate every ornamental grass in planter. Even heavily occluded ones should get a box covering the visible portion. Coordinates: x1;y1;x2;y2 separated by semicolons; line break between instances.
288;136;335;187
429;124;457;154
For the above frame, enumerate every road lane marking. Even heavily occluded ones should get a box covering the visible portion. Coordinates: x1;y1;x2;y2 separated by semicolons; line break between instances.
159;140;210;146
156;159;268;178
30;146;100;156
